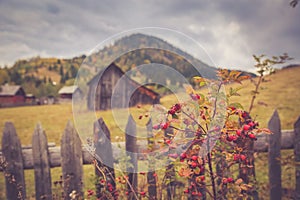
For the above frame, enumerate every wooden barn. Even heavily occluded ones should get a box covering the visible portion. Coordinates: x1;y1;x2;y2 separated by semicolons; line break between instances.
87;63;160;110
0;84;26;107
58;85;82;101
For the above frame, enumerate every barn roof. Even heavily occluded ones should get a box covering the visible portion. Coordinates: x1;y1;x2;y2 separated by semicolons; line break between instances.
58;85;80;94
87;62;123;85
0;85;23;96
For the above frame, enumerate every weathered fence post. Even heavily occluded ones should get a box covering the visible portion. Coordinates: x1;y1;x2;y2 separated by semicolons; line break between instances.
164;127;176;200
32;123;52;200
94;118;116;199
1;122;26;200
61;121;83;199
294;116;300;200
126;115;138;200
268;110;282;200
146;119;157;200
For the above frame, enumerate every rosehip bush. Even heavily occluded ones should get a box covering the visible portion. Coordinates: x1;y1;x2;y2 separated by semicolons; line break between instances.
88;54;291;200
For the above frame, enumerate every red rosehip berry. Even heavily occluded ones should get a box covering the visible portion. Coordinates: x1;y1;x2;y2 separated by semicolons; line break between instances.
174;103;181;111
161;122;169;130
232;135;237;141
240;154;246;161
236;129;242;136
222;179;228;184
191;94;200;101
153;173;157;177
140;191;146;196
180;153;187;159
125;191;129;195
233;154;240;161
200;175;205;181
248;121;255;127
243;124;250;131
227;177;234;183
191;155;198;161
192;191;198;196
248;133;256;139
184;189;189;194
242;112;248;118
152;124;160;130
191;161;198;168
165;139;171;145
168;109;176;115
229;106;236;110
227;135;234;142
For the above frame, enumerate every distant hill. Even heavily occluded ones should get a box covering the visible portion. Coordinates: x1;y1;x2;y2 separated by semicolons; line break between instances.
1;33;256;97
81;33;256;93
86;33;219;80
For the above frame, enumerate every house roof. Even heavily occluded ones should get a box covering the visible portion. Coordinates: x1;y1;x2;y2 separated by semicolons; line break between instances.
0;85;23;96
58;85;80;94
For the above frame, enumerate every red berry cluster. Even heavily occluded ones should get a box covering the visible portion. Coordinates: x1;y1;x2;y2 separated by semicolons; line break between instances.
183;182;203;197
222;177;234;184
153;122;170;130
233;153;247;162
168;103;181;115
87;189;94;197
180;153;203;170
236;120;258;140
140;191;146;197
190;93;201;101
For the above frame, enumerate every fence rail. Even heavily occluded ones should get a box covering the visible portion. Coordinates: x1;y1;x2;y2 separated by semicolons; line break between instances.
0;110;300;199
0;129;295;171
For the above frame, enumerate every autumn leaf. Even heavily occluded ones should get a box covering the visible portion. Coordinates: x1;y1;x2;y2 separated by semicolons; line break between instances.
178;167;193;177
253;128;272;134
235;178;243;185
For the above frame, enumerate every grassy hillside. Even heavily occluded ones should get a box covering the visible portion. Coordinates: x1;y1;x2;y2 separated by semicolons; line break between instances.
0;65;299;145
162;65;300;129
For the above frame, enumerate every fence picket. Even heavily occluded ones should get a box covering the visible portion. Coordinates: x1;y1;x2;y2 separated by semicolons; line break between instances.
94;118;116;199
146;119;157;200
125;115;138;200
32;123;52;200
268;110;282;200
294;116;300;200
1;122;26;200
61;121;83;199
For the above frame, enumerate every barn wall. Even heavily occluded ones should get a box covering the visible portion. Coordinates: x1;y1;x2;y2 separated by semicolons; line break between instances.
88;64;160;111
0;95;25;106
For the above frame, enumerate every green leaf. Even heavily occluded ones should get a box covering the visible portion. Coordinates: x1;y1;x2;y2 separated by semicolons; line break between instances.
199;81;206;87
229;102;244;110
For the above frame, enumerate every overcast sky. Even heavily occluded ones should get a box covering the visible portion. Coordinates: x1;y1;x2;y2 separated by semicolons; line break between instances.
0;0;299;71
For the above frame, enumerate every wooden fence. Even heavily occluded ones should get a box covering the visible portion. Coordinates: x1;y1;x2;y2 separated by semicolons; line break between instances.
0;110;300;199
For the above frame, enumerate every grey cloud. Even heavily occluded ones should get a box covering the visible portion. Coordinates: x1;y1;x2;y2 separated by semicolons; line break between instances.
0;0;299;69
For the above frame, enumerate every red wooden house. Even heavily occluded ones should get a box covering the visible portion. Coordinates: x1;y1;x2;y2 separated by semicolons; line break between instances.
0;84;26;107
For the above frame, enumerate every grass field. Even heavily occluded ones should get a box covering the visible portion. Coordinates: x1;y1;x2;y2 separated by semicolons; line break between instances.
0;66;300;199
